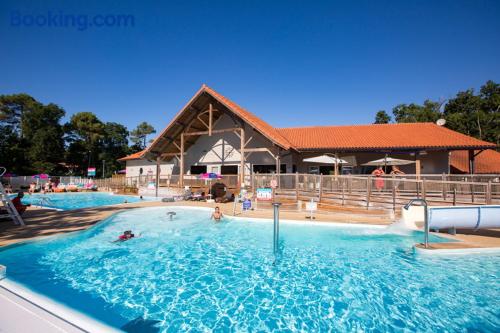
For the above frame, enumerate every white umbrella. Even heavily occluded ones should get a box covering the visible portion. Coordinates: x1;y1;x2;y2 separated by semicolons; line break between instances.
303;155;349;164
363;157;415;166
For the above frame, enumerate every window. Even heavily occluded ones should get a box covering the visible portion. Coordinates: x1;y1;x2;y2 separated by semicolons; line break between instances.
190;165;207;174
221;165;238;175
253;164;287;173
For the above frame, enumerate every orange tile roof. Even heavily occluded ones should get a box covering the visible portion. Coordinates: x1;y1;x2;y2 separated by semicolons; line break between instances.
118;150;146;161
277;123;496;151
450;149;500;174
202;85;292;149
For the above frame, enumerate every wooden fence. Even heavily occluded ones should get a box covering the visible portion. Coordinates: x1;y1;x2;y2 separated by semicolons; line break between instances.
4;173;499;211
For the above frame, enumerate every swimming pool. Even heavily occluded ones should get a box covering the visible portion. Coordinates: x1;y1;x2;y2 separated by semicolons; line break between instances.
20;192;148;210
0;207;498;332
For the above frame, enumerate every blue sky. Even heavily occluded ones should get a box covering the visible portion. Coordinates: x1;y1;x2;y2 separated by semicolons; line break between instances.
1;0;499;133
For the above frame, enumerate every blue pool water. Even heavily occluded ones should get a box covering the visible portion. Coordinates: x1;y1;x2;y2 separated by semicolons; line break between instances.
20;192;147;210
0;207;498;332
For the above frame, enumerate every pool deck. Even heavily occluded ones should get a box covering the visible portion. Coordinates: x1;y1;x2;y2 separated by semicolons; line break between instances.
1;200;499;250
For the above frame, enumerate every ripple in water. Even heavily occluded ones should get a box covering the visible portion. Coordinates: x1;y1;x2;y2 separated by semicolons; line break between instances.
0;207;498;332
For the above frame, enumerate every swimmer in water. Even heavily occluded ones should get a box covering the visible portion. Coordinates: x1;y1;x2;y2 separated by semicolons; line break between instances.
211;206;223;222
113;230;135;242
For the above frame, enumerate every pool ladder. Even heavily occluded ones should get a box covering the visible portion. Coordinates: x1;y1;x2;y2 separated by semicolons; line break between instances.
403;199;429;248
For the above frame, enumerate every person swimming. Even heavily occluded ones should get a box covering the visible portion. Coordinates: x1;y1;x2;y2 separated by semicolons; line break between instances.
211;206;223;222
113;230;135;242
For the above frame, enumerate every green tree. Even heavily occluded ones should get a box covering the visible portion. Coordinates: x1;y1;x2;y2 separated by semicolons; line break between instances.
65;112;105;174
0;94;65;174
99;122;130;177
444;81;499;144
392;100;442;123
374;110;391;124
130;122;156;149
22;103;66;173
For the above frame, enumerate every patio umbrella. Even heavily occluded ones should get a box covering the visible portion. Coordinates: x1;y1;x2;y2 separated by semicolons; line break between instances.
32;173;49;179
363;157;415;173
362;157;415;166
303;155;349;164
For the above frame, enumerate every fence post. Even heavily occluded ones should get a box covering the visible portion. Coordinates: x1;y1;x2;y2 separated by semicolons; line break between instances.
341;178;345;206
318;174;323;202
295;172;299;201
422;179;426;200
471;181;475;203
486;181;492;204
392;186;396;212
453;188;457;206
441;173;446;200
366;177;371;209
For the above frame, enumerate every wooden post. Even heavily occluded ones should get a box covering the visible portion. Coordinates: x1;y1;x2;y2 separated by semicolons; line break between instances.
155;156;161;197
275;150;281;188
441;173;446;200
319;174;323;202
341;178;345;206
392;185;396;212
422;179;426;200
366;176;372;209
334;153;339;178
208;103;213;136
295;172;299;201
415;153;421;180
468;149;475;174
453;188;457;206
486;181;492;204
240;128;245;189
180;133;185;188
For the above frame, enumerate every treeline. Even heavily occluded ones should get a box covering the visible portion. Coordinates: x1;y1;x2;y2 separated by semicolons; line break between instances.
374;80;499;145
0;94;156;176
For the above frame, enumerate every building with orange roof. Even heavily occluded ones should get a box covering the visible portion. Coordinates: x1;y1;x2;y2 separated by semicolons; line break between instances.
119;85;497;184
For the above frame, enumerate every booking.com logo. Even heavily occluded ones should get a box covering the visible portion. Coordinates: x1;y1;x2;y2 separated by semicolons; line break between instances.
10;11;135;31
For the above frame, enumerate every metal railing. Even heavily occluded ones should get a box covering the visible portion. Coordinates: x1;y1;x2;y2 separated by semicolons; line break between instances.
403;199;429;248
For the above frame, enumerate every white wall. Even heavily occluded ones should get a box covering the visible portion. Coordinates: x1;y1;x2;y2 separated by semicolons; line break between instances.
125;159;174;177
180;114;292;175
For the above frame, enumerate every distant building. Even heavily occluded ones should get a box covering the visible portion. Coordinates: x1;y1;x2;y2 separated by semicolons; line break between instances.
119;85;497;185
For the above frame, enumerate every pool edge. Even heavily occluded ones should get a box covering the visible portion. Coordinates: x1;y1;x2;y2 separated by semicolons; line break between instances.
0;278;123;333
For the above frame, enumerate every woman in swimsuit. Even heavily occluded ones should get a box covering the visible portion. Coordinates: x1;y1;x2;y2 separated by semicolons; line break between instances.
371;166;385;191
211;207;223;222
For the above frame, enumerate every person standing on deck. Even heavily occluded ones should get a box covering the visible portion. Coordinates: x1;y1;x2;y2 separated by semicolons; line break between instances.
372;166;385;191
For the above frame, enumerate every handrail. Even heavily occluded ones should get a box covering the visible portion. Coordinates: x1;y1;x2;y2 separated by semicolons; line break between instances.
403;199;429;248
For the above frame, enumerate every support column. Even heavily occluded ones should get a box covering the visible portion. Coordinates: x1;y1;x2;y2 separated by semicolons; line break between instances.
468;150;475;174
334;152;339;178
240;128;245;188
180;133;185;188
155;156;161;197
209;103;213;136
415;152;421;180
